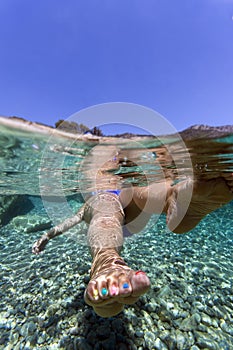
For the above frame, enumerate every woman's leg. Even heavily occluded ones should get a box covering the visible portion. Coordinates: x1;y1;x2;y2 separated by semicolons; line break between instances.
84;192;150;317
127;174;233;234
166;174;233;233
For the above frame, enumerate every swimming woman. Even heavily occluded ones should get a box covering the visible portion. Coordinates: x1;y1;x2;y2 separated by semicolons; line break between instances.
32;145;233;318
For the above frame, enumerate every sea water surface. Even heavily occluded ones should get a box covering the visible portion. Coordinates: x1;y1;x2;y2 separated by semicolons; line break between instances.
0;122;233;349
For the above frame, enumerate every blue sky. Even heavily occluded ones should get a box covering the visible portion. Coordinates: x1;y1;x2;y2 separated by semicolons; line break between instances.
0;0;233;134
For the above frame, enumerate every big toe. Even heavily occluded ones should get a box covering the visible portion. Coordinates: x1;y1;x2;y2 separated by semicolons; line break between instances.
131;271;151;297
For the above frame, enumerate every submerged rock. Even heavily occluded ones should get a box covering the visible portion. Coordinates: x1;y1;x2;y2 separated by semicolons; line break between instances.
0;195;19;226
144;330;156;348
154;337;168;350
11;214;52;233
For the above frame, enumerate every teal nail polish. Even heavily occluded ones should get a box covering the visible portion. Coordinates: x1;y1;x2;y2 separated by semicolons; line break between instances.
101;288;108;296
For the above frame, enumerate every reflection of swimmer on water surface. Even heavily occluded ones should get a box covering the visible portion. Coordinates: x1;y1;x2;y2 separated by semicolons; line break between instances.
33;142;233;318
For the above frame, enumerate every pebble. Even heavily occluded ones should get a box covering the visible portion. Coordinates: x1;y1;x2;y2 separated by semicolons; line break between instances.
220;319;233;335
69;326;80;335
27;333;38;347
37;332;47;345
160;330;176;348
176;334;188;349
156;286;171;298
142;310;154;327
144;330;156;348
0;332;10;345
169;308;181;319
201;312;212;326
146;301;159;312
194;331;218;350
9;331;19;345
45;304;59;317
83;275;90;284
180;314;199;331
135;330;144;337
154;337;168;350
131;315;138;326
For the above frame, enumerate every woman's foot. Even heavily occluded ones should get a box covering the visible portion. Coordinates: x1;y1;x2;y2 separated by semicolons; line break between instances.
84;255;150;317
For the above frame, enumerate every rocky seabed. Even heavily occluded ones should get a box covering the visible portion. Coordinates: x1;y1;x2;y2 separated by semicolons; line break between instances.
0;201;232;350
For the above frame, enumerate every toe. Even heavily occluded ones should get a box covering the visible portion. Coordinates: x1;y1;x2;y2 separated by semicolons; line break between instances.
108;281;119;297
97;279;109;299
85;281;100;304
131;271;150;297
119;277;132;296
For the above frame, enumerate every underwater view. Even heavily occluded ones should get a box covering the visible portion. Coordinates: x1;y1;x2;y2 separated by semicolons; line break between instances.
0;120;233;350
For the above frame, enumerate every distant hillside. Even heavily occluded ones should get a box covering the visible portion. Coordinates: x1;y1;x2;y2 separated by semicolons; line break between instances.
9;116;54;128
5;116;233;139
180;124;233;140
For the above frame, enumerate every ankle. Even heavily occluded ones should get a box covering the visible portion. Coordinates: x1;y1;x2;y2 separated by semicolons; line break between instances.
90;249;126;279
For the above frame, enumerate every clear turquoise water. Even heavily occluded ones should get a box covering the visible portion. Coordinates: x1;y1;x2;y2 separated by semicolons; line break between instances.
0;123;233;349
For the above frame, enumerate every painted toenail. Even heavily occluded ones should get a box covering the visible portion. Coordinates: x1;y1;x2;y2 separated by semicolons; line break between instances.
93;289;99;299
110;285;118;296
135;270;146;275
123;283;129;289
101;288;108;296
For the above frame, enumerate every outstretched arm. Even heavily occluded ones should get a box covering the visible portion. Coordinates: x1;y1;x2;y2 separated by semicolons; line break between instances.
32;205;86;254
